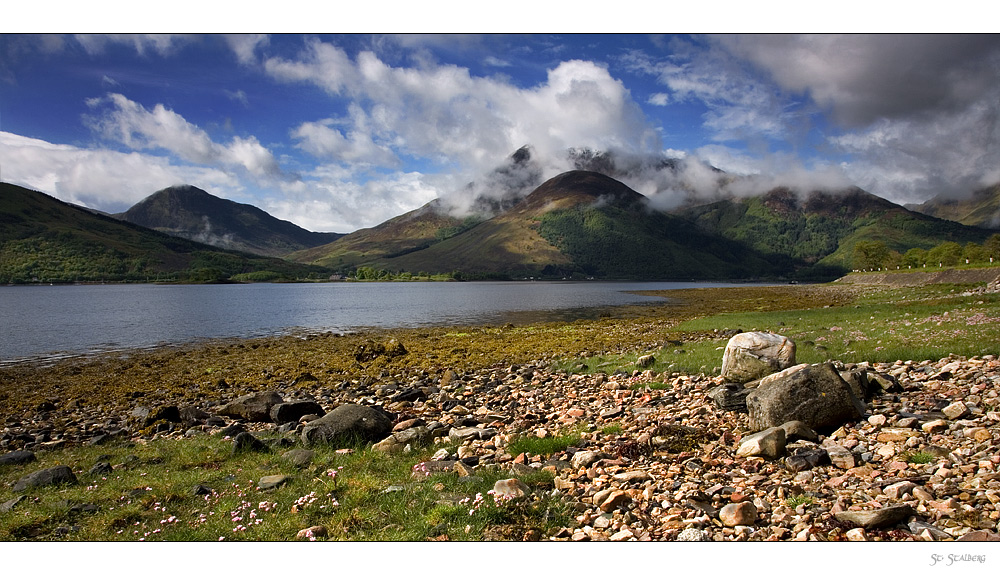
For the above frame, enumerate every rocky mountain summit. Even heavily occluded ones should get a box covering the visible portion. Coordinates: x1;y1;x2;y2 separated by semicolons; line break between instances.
3;330;998;542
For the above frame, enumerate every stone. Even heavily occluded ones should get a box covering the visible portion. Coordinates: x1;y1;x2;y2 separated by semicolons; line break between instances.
719;501;758;526
218;391;284;423
600;406;624;419
736;427;786;459
613;470;654;482
301;404;393;448
834;505;914;529
609;529;634;541
720;332;796;383
942;401;971;420
0;450;36;466
281;449;316;468
571;450;605;468
270;401;324;425
825;444;857;469
676;527;710;541
883;480;917;499
876;428;920;442
141;405;181;427
492;478;530;500
448;426;485;442
921;419;949;433
0;495;26;513
178;406;211;425
393;426;432;447
13;465;77;492
259;475;291;490
708;384;752;412
956;530;1000;542
372;436;403;454
88;461;114;476
231;432;268;454
636;354;655;368
745;362;866;432
845;527;868;541
593;489;631;512
785;448;830;472
780;420;819;442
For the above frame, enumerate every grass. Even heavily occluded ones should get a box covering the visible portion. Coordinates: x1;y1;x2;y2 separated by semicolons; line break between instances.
0;433;569;541
785;495;816;509
902;451;936;465
506;427;584;458
556;284;1000;379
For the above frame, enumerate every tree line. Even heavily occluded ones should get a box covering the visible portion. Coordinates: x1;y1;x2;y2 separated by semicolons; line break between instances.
852;234;1000;271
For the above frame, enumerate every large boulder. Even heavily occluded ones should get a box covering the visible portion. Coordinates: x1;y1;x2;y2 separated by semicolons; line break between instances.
218;391;284;422
301;404;393;448
746;362;867;432
270;401;325;425
13;465;77;492
720;332;796;383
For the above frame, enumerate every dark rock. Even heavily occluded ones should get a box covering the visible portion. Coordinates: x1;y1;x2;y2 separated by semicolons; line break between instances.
219;423;248;438
192;484;214;496
708;384;751;412
143;405;181;427
391;387;426;403
88;434;112;446
218;391;284;423
179;406;211;425
205;416;226;427
281;449;316;468
13;465;78;492
231;432;269;454
0;450;36;466
834;505;914;529
88;461;114;476
394;426;432;447
301;403;393;448
270;401;325;425
746;362;867;432
785;448;830;472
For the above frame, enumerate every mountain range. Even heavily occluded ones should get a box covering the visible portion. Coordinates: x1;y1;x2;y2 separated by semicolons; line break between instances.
3;147;998;283
908;184;1000;230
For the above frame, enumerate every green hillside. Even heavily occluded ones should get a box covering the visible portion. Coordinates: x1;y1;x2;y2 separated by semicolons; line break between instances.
676;188;994;273
910;183;1000;229
118;185;342;257
0;183;329;284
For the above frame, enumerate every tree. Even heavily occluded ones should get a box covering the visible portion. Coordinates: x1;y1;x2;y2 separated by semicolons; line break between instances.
985;234;1000;260
900;247;926;268
963;242;988;264
927;241;963;266
852;240;890;270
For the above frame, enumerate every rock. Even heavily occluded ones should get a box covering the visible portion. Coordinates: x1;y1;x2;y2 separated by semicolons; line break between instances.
88;461;114;476
785;448;830;472
270;401;325;425
492;478;530;500
140;405;181;427
942;401;971;420
593;489;631;512
825;444;857;469
613;470;654;482
636;354;656;368
708;384;752;412
780;420;818;442
719;501;758;526
449;426;485;442
745;362;866;432
372;436;403;454
845;527;868;541
0;495;27;513
281;449;316;468
179;406;211;425
218;391;284;423
921;419;949;433
676;527;710;541
956;530;1000;542
736;427;786;459
258;475;291;490
393;426;432;447
834;504;913;529
0;450;36;466
883;481;917;499
231;432;269;454
13;465;77;492
571;450;605;469
600;406;624;419
219;423;248;438
720;332;796;383
301;404;393;448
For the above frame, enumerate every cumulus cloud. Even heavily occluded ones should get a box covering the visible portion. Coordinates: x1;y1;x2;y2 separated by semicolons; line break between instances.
266;40;662;179
85;93;283;177
73;34;196;57
0;131;240;212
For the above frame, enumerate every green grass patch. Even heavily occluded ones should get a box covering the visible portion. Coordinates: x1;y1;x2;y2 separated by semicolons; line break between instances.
902;451;936;465
506;427;584;458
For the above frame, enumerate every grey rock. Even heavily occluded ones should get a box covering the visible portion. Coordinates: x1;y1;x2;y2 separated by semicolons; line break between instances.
393;426;432;447
676;527;711;542
258;475;291;490
571;450;605;468
301;403;393;448
780;420;819;442
493;478;531;499
941;401;971;420
736;427;786;459
825;444;857;469
785;448;830;472
219;423;248;438
270;401;325;425
721;332;796;384
281;449;316;468
0;495;27;513
834;504;913;529
88;461;114;476
0;450;36;466
231;432;269;454
179;406;211;425
708;384;752;412
13;465;78;492
218;391;284;423
746;362;866;432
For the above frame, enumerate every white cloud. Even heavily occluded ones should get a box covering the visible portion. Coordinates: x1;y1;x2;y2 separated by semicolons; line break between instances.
224;34;269;65
85;93;283;177
0;131;240;212
72;34;196;57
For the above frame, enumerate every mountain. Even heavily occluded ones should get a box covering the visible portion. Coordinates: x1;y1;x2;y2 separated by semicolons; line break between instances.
673;187;995;272
909;184;1000;229
294;170;784;280
117;185;342;257
0;182;328;284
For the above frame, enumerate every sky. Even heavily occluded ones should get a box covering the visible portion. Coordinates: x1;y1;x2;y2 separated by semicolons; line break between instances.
2;7;999;233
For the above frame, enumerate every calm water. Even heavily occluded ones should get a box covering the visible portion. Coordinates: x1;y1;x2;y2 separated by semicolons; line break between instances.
0;281;738;363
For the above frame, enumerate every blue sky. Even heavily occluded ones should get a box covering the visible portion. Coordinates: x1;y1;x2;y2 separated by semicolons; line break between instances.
2;11;999;232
